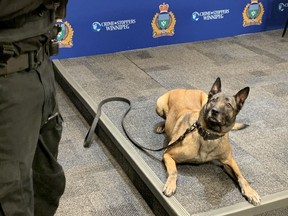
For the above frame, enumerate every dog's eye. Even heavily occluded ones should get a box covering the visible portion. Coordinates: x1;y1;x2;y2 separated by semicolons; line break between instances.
210;97;217;103
226;103;232;109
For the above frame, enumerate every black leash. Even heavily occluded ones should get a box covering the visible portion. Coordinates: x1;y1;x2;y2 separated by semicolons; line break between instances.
83;97;197;151
83;97;131;148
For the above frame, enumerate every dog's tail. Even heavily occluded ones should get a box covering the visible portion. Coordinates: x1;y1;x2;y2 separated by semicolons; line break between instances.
232;123;249;131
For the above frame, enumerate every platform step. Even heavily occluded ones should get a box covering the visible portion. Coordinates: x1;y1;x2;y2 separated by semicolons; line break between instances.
54;59;288;216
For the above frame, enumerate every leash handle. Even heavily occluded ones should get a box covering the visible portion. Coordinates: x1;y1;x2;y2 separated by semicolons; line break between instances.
83;97;131;148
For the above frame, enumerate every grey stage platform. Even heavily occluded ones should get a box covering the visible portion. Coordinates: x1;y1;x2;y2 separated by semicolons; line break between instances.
54;29;288;215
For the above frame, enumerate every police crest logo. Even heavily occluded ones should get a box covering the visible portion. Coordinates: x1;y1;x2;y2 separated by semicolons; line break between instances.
151;3;176;38
243;0;265;27
56;19;74;48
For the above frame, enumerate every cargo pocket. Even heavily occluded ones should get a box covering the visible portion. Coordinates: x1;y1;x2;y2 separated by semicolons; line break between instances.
0;161;28;215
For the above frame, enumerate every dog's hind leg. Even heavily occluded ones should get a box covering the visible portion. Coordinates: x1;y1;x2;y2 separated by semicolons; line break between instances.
154;121;165;134
163;153;178;197
232;123;249;131
156;93;170;119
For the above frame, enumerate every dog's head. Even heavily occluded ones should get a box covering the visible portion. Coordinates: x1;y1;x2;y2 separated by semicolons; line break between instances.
200;77;249;134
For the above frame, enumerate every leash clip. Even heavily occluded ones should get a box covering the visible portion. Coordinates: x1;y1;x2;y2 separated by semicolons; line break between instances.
184;122;197;135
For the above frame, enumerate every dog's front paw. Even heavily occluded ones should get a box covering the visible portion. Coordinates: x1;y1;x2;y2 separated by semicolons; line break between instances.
163;179;176;197
242;187;261;206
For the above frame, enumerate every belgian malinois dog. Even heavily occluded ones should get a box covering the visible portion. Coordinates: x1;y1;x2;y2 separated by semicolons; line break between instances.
155;77;261;206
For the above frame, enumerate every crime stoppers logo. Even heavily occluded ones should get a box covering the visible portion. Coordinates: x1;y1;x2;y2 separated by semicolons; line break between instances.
92;19;136;32
151;3;176;38
243;0;264;27
56;20;74;48
192;9;230;22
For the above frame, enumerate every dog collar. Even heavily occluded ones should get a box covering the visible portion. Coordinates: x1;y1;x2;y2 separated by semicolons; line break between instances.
195;121;224;140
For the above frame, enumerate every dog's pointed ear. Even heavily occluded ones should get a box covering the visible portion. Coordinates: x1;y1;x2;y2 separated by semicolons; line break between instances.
234;87;250;111
208;77;221;99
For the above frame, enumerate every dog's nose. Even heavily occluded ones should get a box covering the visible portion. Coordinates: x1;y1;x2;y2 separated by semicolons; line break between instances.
211;108;220;115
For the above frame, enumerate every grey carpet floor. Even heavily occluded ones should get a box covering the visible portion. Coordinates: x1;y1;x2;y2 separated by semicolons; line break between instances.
57;29;288;215
55;84;154;216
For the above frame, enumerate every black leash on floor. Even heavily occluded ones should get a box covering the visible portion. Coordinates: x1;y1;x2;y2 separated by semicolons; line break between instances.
83;97;197;151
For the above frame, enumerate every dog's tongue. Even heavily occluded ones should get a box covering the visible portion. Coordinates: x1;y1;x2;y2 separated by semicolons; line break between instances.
209;116;220;123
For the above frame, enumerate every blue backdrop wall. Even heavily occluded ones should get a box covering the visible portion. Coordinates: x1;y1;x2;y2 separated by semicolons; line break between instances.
55;0;288;59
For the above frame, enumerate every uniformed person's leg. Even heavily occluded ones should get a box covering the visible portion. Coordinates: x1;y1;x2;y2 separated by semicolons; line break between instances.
32;54;65;216
0;69;44;216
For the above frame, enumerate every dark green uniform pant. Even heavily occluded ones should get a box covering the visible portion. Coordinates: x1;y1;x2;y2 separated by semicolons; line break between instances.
0;53;65;216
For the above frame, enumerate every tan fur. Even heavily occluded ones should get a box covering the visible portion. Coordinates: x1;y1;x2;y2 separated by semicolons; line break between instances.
156;85;261;206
